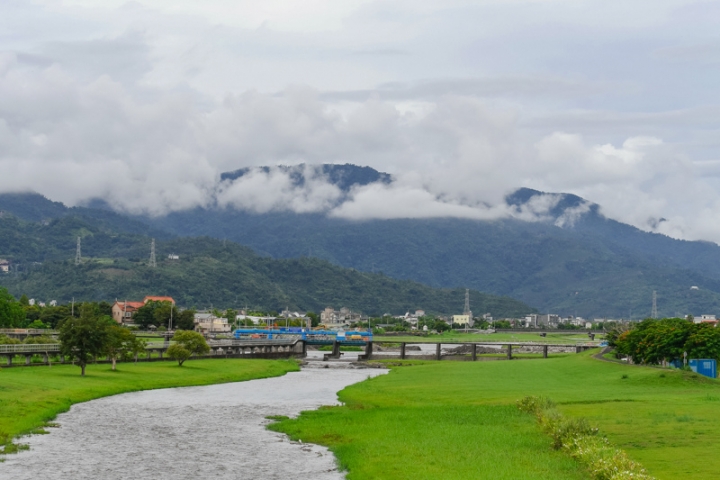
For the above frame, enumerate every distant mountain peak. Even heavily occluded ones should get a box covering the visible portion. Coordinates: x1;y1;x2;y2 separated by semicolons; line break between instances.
505;187;599;226
220;163;392;193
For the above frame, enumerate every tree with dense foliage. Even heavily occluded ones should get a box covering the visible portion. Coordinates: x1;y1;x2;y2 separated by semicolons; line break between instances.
104;325;146;370
0;287;25;328
612;318;720;365
166;330;210;366
174;309;196;330
58;304;110;376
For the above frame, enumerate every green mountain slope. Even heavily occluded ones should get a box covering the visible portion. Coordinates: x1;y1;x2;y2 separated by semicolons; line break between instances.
0;214;533;317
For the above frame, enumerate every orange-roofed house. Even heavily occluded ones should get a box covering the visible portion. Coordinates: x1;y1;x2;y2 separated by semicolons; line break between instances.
112;300;145;325
143;296;176;305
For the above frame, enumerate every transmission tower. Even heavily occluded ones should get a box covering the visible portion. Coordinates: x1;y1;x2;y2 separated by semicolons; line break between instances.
652;290;658;319
75;237;82;265
149;238;157;268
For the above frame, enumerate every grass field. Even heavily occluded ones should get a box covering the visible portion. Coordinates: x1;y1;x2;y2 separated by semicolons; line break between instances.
270;351;720;480
374;331;597;344
0;358;299;451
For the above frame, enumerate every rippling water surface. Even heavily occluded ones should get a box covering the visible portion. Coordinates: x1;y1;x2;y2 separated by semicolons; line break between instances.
2;367;385;480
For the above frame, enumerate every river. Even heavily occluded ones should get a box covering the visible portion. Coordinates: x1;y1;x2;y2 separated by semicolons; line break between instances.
2;365;386;480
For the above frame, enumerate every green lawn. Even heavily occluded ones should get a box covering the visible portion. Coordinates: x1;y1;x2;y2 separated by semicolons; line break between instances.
270;351;720;480
0;358;298;450
375;331;597;344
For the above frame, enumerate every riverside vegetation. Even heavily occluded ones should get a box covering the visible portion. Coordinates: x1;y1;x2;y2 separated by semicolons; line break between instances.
0;359;299;455
270;350;720;480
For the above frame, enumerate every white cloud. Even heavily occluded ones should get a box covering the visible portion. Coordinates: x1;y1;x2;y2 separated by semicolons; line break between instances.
216;165;343;214
1;0;720;243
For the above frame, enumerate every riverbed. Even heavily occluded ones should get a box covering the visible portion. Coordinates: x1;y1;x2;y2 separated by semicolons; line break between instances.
2;366;386;480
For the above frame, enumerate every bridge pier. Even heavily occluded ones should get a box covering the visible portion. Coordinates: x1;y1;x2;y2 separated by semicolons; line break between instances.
5;355;12;367
25;354;32;366
301;341;307;357
400;342;406;360
358;341;373;360
543;345;549;358
43;353;49;365
158;350;163;359
436;343;442;361
471;344;477;361
506;344;513;360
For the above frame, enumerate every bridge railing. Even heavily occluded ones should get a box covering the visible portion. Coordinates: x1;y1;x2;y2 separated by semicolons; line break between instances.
0;344;61;353
0;329;59;335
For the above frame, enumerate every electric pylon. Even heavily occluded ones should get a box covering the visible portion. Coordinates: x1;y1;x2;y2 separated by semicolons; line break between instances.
149;238;157;268
75;237;81;265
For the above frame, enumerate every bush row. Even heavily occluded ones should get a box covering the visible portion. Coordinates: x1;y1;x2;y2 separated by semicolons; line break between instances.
517;396;655;480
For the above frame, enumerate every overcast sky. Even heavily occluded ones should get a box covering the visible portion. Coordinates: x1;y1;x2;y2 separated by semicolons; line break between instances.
2;1;719;242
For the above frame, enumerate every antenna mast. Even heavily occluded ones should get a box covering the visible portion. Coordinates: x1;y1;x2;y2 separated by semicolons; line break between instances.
75;237;82;265
149;238;157;268
652;290;658;319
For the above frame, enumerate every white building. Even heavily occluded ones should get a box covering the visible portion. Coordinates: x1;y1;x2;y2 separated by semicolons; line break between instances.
194;313;231;334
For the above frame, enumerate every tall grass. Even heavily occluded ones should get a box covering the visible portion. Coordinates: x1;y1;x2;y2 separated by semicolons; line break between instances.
271;351;720;479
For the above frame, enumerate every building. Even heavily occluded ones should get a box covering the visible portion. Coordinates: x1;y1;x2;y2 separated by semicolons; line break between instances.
0;259;9;273
111;296;176;325
694;315;718;325
525;314;561;328
321;307;338;325
452;314;471;326
112;300;145;324
194;313;231;334
143;296;175;305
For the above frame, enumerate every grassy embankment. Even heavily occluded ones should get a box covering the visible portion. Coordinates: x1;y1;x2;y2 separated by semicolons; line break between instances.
270;351;720;480
0;359;298;452
374;331;595;344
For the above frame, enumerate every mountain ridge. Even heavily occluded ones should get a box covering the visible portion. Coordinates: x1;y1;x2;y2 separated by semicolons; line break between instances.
3;164;720;318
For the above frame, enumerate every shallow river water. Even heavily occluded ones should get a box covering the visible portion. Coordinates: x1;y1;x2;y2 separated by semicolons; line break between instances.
2;366;386;480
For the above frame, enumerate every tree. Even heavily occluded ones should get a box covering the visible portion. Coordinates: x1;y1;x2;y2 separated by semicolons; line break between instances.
0;288;26;328
175;309;196;330
105;325;146;370
58;305;110;376
166;330;209;366
307;311;319;327
154;302;179;329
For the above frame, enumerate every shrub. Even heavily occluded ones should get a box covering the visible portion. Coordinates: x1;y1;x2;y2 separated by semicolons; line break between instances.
517;396;655;480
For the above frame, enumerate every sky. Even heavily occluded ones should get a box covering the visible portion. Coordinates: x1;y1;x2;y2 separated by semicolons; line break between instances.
1;1;720;242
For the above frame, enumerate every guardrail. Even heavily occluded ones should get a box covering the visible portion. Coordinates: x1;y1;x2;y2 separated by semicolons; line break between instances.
0;338;300;355
0;329;58;335
0;344;61;353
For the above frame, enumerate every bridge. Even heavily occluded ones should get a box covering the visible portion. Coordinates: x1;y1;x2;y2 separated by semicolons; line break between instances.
1;335;600;366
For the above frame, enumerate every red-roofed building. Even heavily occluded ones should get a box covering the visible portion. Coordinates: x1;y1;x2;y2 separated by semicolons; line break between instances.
112;300;145;325
143;296;175;305
112;296;176;325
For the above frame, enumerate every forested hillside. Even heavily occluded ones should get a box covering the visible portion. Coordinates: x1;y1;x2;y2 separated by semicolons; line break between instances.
0;213;533;317
6;167;720;319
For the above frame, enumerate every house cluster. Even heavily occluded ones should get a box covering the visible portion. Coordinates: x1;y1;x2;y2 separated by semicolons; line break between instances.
0;259;9;273
320;306;367;327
